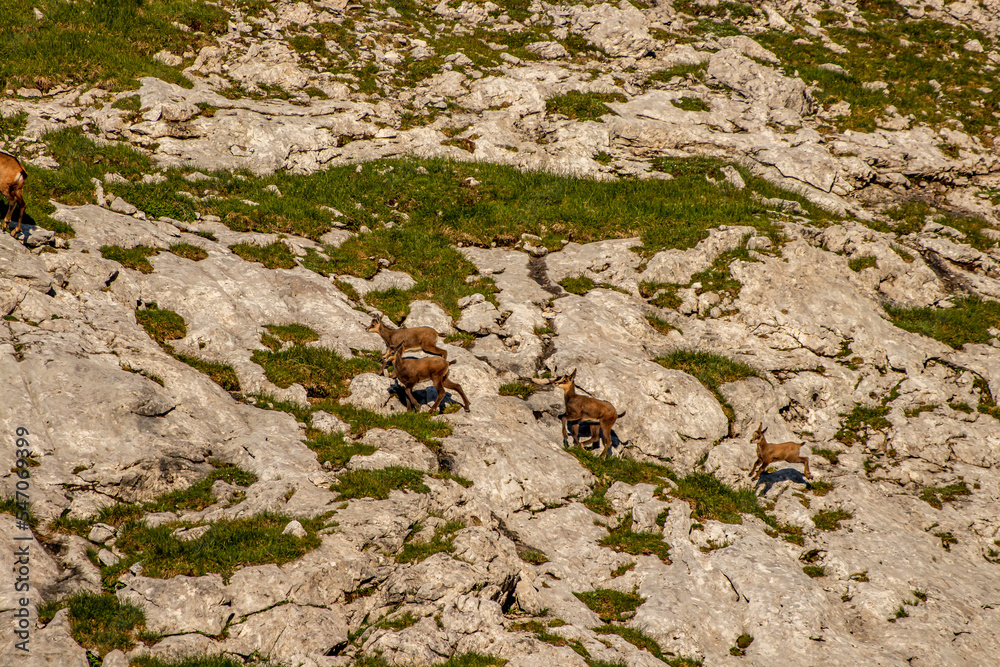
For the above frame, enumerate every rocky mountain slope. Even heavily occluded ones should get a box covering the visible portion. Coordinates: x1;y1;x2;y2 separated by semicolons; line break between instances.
2;0;1000;666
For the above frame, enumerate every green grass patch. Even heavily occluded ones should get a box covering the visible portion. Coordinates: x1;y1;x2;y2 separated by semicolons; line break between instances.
918;481;971;510
101;245;159;273
656;350;758;424
330;466;431;500
135;304;186;345
671;96;711;112
811;448;840;465
594;625;666;660
499;382;538;399
835;403;891;445
316;402;452;449
567;446;676;486
264;323;319;345
599;517;671;564
519;547;549;565
172;352;241;392
366;287;414;323
230;242;296;269
130;657;259;667
0;111;28;138
0;0;227;92
106;513;323;584
755;17;1000;139
646;315;678;335
143;461;256;514
848;255;877;272
802;565;826;578
812;508;853;531
545;91;626;121
730;632;754;656
168;243;208;261
38;591;152;655
251;345;378;399
574;589;644;623
904;403;938;418
560;275;597;295
396;520;464;564
611;561;636;578
671;472;769;525
303;430;376;469
807;480;834;497
885;297;1000;350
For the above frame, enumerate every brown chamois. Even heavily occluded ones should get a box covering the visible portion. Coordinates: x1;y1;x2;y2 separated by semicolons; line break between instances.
387;343;470;413
554;369;624;459
748;424;812;480
367;316;447;376
0;150;27;237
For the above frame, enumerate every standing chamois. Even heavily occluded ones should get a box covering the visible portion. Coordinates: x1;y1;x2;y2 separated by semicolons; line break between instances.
554;369;624;458
367;316;447;376
0;150;27;237
748;423;812;480
387;342;470;413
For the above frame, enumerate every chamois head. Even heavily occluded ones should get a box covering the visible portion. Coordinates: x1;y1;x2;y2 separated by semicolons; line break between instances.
366;317;382;333
751;423;767;442
554;369;577;392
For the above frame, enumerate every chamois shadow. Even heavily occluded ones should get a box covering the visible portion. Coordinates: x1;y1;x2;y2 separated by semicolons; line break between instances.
564;421;626;457
0;203;38;237
755;467;810;495
387;383;459;413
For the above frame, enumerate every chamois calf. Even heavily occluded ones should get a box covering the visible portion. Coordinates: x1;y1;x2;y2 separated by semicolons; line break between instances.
387;343;470;413
748;424;812;480
367;316;447;376
554;369;624;459
0;150;27;237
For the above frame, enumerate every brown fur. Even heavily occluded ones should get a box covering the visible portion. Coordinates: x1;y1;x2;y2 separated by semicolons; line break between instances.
387;343;470;413
748;424;812;480
554;369;624;459
367;317;447;375
0;151;27;237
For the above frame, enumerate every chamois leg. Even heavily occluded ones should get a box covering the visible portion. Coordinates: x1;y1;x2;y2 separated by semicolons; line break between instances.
442;377;470;411
423;344;448;359
403;384;422;412
754;455;771;480
798;455;812;479
2;189;12;229
748;458;762;479
561;415;569;446
582;421;601;446
430;376;446;412
572;421;583;446
599;421;613;458
12;192;24;236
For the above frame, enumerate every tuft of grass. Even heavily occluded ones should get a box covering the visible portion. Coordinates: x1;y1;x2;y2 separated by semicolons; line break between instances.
568;445;676;487
317;402;452;449
230;242;296;269
655;351;757;425
807;480;834;497
812;508;853;531
886;297;1000;350
130;657;255;667
611;561;636;578
168;243;208;261
671;472;769;525
811;448;840;465
574;589;645;623
545;91;626;121
599;517;671;563
672;96;711;112
38;592;151;655
264;323;319;345
560;275;597;295
730;632;754;656
396;520;464;564
330;466;431;500
594;625;666;660
848;255;878;272
101;245;159;273
934;530;958;551
143;462;256;514
519;547;549;565
381;612;419;631
251;345;378;399
303;430;376;469
918;481;971;510
0;111;28;138
802;565;826;578
835;403;891;446
135;304;186;344
646;315;678;335
107;513;321;583
366;287;413;323
172;352;241;392
499;382;538;399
